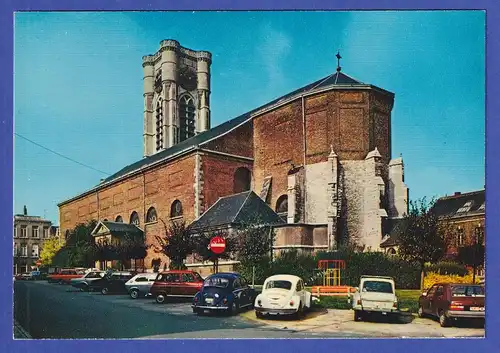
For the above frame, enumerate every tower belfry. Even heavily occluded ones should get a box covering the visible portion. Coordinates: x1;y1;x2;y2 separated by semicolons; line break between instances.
142;40;212;157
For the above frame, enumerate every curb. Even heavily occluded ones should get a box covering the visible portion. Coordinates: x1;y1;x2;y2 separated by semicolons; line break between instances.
14;320;32;339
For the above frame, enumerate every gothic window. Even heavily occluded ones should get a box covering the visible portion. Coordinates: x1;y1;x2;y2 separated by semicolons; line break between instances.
155;99;164;151
179;95;196;142
130;212;140;226
233;167;252;193
170;200;183;218
115;215;123;223
276;195;288;217
146;207;158;223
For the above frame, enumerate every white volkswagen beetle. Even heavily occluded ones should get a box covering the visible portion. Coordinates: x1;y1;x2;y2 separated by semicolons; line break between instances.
254;275;311;319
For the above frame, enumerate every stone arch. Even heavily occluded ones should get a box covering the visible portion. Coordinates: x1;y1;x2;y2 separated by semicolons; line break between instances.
233;167;251;193
170;200;183;218
275;194;288;215
388;248;397;256
146;207;158;223
130;211;140;226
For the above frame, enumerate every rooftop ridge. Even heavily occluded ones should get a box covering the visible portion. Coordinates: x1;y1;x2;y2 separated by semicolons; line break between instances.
438;189;485;200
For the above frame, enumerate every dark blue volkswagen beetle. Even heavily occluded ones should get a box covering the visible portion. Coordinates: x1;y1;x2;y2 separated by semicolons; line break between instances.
192;272;256;315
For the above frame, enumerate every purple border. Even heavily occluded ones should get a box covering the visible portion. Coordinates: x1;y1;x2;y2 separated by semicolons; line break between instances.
2;1;498;352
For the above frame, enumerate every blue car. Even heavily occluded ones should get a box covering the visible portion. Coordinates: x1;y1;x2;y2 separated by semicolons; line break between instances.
192;272;256;315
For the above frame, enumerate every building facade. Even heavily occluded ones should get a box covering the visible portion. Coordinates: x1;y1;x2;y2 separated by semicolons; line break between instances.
13;206;55;274
58;40;409;272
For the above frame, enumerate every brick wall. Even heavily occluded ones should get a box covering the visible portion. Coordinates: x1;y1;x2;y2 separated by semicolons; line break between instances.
203;121;254;158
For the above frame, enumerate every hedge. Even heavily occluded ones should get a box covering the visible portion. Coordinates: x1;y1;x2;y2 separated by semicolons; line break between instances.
424;262;468;276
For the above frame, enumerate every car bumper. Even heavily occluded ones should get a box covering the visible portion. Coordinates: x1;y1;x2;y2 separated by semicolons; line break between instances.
353;305;398;313
192;305;229;310
447;310;485;319
255;307;298;315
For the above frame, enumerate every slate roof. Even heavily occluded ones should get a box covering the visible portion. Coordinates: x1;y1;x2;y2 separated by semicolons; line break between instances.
93;221;144;236
380;218;408;248
189;191;285;231
100;72;382;185
432;190;485;219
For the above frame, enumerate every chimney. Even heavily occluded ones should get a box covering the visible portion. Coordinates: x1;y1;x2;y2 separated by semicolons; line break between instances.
23;205;27;216
454;192;461;196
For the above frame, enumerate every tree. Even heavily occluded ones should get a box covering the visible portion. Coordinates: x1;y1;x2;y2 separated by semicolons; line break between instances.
65;220;98;268
233;222;275;284
155;219;194;270
39;236;63;266
397;198;446;289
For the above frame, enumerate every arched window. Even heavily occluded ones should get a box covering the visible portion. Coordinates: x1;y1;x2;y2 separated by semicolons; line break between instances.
179;95;196;142
115;215;123;223
130;211;140;226
146;207;158;223
233;167;251;193
170;200;183;218
276;195;288;215
388;248;397;256
156;98;164;151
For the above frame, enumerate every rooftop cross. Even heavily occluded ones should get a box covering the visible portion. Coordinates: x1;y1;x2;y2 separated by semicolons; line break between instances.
336;51;342;72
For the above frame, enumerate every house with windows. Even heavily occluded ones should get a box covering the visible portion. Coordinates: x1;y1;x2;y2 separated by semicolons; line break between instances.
381;190;485;267
13;205;54;274
58;40;408;273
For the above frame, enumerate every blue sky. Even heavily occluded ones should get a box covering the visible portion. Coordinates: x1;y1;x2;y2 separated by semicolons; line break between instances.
14;11;485;224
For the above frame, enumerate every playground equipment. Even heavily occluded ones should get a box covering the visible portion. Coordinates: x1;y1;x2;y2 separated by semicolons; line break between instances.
311;260;353;297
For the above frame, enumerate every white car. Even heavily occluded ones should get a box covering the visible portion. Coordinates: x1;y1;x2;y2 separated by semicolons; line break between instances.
254;275;311;319
124;273;158;299
351;275;399;321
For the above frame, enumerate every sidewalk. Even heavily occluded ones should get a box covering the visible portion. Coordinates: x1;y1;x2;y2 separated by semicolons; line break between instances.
14;320;32;339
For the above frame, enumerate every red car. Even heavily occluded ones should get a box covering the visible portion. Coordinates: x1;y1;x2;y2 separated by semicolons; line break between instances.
47;268;85;284
150;270;204;304
418;283;485;327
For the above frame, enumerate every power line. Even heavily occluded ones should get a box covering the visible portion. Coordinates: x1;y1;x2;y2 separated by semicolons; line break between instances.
14;132;111;176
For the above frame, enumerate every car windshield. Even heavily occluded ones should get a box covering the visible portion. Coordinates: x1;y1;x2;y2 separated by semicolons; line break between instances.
362;281;393;293
203;277;229;288
265;280;292;290
451;285;485;297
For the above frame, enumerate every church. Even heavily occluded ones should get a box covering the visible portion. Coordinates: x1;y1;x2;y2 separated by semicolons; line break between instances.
58;40;409;274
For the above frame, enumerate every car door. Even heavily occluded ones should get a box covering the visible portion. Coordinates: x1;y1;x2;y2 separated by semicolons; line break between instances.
423;285;437;314
432;285;446;316
180;273;198;296
166;273;181;296
296;280;306;306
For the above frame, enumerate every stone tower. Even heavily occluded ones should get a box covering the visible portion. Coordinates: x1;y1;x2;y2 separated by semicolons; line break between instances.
142;40;212;157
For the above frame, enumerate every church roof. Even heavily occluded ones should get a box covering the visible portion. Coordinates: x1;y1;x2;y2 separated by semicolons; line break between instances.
431;190;485;219
59;71;392;205
189;191;285;232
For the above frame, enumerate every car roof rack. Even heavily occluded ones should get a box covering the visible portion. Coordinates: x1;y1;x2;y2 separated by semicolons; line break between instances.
361;275;394;280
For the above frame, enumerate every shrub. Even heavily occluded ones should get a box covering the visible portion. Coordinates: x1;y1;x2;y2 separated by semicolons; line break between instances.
271;250;317;283
425;262;468;276
423;271;480;290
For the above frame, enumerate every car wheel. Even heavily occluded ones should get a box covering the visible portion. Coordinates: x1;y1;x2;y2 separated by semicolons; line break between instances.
130;289;140;299
193;308;202;315
227;301;239;316
295;303;305;320
354;310;363;322
255;311;264;319
156;294;166;304
101;287;109;295
439;310;451;327
417;306;425;318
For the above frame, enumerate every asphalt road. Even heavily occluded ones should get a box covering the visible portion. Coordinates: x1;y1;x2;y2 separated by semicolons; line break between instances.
14;280;364;339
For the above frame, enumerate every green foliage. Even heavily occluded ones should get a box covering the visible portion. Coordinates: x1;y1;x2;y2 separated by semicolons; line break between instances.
425;261;468;276
63;220;98;268
271;249;317;283
193;230;237;263
39;236;64;266
156;220;194;268
398;198;446;267
457;244;485;268
313;296;352;310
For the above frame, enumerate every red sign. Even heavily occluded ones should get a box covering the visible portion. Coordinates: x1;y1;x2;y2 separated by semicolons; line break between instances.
35;261;42;266
209;236;226;254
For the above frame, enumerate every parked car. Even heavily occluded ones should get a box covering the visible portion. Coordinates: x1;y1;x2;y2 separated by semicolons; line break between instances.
47;268;85;284
192;272;255;315
88;271;134;295
150;270;204;304
351;275;399;321
70;270;105;291
15;273;34;281
418;283;485;327
125;272;159;299
254;275;311;319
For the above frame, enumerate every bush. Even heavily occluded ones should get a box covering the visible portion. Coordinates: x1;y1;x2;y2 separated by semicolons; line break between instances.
423;271;480;290
425;262;468;276
272;250;317;283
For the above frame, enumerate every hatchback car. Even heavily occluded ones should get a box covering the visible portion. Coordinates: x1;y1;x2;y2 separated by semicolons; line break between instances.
150;270;204;304
351;276;399;321
192;272;256;315
125;273;159;299
418;283;485;327
70;270;105;291
88;271;134;295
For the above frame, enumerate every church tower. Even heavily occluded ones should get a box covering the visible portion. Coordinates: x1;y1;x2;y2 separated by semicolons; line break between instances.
142;40;212;157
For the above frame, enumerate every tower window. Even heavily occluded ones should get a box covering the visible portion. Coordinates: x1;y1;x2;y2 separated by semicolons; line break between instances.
179;95;196;142
155;99;163;151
